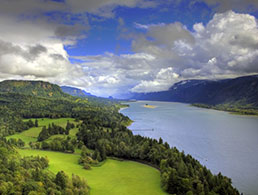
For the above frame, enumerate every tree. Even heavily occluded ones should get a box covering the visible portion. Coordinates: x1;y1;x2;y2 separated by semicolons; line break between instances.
92;149;102;162
27;119;34;128
35;119;38;127
41;141;49;150
81;145;88;157
55;171;68;189
159;137;163;144
38;126;48;141
99;145;107;160
17;139;25;147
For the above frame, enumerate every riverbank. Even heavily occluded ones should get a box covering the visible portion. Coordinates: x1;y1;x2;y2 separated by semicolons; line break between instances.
119;106;134;127
192;103;258;116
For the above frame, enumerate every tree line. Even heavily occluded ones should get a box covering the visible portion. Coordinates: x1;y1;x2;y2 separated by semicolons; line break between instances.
37;121;74;141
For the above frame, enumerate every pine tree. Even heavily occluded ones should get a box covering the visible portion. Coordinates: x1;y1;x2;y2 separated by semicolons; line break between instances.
55;171;68;189
35;119;38;127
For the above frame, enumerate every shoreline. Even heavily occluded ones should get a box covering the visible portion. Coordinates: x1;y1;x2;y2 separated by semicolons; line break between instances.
192;103;258;117
120;100;258;117
119;105;134;127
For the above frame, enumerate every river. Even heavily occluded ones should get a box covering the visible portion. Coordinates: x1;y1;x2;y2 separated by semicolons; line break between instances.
120;101;258;195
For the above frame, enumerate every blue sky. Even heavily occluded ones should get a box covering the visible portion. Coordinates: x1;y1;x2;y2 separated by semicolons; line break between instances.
0;0;258;97
66;1;215;56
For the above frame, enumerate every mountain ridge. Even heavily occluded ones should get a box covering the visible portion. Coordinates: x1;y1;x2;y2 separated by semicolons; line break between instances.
129;75;258;109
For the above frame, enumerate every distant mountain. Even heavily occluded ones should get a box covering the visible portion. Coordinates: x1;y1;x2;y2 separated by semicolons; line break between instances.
61;86;94;98
0;80;68;98
129;75;258;107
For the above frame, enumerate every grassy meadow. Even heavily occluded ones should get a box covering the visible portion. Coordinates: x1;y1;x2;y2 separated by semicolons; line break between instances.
19;149;166;195
8;118;166;195
7;118;78;146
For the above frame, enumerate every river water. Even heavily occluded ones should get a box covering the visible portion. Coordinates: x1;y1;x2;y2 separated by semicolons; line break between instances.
120;101;258;195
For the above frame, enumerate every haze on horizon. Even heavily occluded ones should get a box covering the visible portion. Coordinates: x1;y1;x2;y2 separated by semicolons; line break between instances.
0;0;257;97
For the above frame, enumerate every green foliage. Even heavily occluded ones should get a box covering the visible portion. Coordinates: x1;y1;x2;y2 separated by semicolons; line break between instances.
35;119;38;127
77;119;239;195
40;137;76;153
0;139;89;195
7;138;25;148
38;123;68;141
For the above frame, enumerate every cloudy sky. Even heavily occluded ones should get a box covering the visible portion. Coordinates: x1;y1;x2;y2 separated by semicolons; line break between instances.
0;0;258;97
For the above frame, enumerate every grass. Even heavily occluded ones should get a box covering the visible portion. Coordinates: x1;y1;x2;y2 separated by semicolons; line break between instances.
18;149;167;195
7;118;79;146
8;117;167;195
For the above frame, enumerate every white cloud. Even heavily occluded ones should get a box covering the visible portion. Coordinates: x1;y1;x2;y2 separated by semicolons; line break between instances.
70;52;158;96
1;5;258;97
0;16;89;89
131;67;179;93
190;11;258;75
69;11;258;95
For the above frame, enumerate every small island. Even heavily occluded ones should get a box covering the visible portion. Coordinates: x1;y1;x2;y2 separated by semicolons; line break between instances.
143;104;157;109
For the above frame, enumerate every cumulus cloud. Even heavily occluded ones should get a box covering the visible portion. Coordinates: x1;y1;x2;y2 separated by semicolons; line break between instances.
70;52;158;96
0;15;88;89
189;11;258;75
131;67;179;93
0;40;70;78
129;11;258;93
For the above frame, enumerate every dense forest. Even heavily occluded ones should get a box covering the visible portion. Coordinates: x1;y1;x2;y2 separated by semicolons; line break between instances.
0;80;239;194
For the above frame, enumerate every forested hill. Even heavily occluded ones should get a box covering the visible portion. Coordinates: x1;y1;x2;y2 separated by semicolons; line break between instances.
0;80;69;98
130;75;258;107
0;79;239;194
61;86;95;98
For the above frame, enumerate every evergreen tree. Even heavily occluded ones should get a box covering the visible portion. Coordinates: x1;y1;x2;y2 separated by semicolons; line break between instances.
35;119;38;127
55;171;68;189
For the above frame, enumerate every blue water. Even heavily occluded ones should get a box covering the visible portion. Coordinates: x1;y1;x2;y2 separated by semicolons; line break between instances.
121;101;258;195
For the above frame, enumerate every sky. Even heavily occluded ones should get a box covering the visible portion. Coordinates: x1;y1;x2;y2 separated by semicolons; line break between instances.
0;0;258;97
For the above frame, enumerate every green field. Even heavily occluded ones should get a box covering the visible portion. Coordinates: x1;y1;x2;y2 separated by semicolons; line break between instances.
8;118;166;195
18;149;166;195
7;118;79;146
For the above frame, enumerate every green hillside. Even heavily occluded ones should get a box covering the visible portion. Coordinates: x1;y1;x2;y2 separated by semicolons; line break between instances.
0;80;68;98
